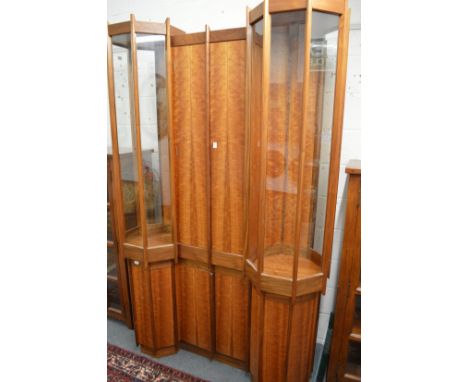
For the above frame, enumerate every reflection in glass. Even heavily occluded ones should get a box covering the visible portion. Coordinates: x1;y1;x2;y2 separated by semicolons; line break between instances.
111;34;142;245
111;32;173;249
263;11;305;279
136;34;173;247
301;12;339;255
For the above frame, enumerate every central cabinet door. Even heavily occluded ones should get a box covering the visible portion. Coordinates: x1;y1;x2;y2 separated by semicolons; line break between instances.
172;42;212;354
172;33;249;366
210;38;249;366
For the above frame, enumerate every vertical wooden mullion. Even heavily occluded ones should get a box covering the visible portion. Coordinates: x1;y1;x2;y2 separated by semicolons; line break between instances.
130;14;148;254
285;0;313;377
292;0;313;302
130;14;156;349
165;18;179;261
166;17;180;347
107;34;132;328
243;6;252;274
257;0;271;276
244;5;253;372
205;24;216;357
256;1;270;379
205;24;212;272
321;3;350;290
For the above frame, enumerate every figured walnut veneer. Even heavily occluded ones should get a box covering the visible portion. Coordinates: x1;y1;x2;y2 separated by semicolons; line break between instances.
250;287;320;382
130;261;177;357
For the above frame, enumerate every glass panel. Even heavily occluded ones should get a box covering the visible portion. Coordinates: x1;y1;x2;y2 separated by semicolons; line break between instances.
136;34;173;248
247;19;264;268
300;12;339;257
111;34;142;246
107;247;122;310
263;11;305;279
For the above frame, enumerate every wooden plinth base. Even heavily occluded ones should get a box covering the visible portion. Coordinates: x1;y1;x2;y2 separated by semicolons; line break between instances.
141;345;178;358
179;341;248;371
249;286;321;381
175;261;250;370
129;260;178;356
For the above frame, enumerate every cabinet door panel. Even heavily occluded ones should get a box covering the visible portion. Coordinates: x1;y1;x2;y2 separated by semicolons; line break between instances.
176;262;212;351
215;270;249;361
130;263;154;349
150;263;176;349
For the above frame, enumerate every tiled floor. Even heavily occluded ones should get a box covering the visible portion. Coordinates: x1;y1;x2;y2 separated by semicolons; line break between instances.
107;318;324;382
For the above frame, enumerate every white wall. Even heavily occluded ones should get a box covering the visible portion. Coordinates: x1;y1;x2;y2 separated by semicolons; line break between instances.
108;0;361;29
108;0;361;345
108;0;259;31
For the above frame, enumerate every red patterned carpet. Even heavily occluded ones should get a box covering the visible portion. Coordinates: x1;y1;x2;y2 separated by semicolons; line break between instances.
108;343;209;382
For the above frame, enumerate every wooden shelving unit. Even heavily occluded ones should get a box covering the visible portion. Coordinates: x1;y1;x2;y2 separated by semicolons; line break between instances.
327;160;361;382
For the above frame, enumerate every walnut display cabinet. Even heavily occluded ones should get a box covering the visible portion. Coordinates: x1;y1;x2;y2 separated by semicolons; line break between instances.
245;0;350;380
107;16;183;357
107;0;351;377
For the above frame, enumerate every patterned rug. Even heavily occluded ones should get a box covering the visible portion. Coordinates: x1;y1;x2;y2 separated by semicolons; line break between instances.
108;343;209;382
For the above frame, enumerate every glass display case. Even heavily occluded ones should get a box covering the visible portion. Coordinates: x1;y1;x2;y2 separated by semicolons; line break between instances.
245;0;350;380
107;15;180;357
110;32;173;252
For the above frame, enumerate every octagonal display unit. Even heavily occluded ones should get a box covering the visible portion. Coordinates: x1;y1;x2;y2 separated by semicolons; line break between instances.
244;0;351;380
